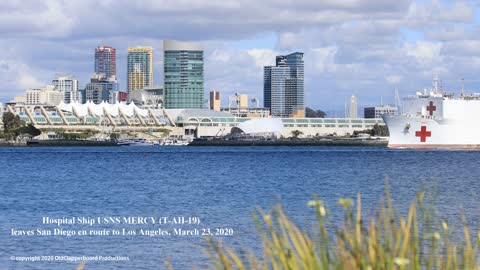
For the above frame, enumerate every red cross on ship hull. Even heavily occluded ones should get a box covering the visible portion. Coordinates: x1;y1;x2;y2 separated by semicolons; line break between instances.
415;126;431;142
426;101;436;116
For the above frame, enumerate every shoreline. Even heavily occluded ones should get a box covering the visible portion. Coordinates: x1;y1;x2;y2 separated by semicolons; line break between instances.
188;138;388;147
0;140;118;147
0;138;389;147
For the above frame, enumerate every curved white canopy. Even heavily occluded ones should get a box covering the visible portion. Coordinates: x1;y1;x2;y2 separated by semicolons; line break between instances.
58;101;148;118
236;118;283;134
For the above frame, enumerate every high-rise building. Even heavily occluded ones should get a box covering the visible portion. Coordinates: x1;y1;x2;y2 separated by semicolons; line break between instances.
127;47;153;94
85;46;119;104
52;75;80;103
94;46;116;81
85;78;119;104
264;52;304;118
210;91;221;111
349;95;358;118
164;40;204;109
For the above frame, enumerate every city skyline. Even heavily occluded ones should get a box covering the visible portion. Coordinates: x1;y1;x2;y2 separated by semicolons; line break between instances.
0;1;479;113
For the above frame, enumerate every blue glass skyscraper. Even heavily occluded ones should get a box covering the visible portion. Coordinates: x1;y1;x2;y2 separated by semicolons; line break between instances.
264;52;304;118
163;40;204;109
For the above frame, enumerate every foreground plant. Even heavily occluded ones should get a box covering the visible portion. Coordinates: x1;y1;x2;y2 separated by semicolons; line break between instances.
205;183;480;270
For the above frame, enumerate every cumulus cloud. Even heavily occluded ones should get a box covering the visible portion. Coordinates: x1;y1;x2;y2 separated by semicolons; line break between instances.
404;41;442;64
0;60;8;71
0;0;479;112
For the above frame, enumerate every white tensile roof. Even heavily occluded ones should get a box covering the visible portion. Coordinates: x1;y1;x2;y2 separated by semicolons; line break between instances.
58;101;148;118
236;118;283;134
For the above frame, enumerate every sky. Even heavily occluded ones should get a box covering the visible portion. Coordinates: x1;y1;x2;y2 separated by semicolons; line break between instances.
0;0;479;115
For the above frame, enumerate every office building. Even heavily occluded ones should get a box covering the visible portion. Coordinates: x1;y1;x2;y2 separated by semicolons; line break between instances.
364;105;398;118
127;47;153;94
264;52;304;118
349;95;358;118
94;46;116;81
210;91;221;111
164;40;204;109
85;78;119;104
52;75;80;103
237;94;248;108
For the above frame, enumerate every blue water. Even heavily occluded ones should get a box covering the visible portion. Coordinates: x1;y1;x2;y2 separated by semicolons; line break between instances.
1;146;480;270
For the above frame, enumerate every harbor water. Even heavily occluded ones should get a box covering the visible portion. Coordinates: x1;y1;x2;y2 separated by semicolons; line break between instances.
1;146;480;269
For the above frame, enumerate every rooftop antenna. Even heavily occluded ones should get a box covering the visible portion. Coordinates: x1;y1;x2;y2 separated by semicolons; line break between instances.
381;96;383;106
394;85;398;108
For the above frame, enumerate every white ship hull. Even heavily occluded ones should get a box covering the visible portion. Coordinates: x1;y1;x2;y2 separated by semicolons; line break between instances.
383;114;480;149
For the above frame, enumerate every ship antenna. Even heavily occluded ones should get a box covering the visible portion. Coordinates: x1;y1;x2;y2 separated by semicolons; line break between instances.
394;85;398;108
461;78;465;96
394;84;401;110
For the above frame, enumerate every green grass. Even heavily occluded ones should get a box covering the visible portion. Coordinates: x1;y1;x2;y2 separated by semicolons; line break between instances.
203;182;480;270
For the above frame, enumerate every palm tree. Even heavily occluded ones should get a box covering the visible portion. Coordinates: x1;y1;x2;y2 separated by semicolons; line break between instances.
291;130;303;138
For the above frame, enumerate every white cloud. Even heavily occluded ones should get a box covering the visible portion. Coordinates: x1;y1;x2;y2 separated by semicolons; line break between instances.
404;41;442;64
309;47;338;73
386;75;402;84
17;73;43;89
0;0;478;111
247;49;277;69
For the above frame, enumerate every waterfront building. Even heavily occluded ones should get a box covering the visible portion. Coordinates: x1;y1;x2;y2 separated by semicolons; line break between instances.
264;52;304;118
94;46;116;81
127;47;153;94
164;40;204;109
52;75;80;103
349;95;358;118
364;105;398;118
210;91;221;111
2;102;384;138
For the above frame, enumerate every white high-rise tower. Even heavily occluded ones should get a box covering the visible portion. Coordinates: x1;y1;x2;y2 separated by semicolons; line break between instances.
349;95;358;118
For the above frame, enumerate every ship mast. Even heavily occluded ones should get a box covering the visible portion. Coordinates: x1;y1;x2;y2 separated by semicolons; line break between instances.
394;84;402;113
433;74;439;94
